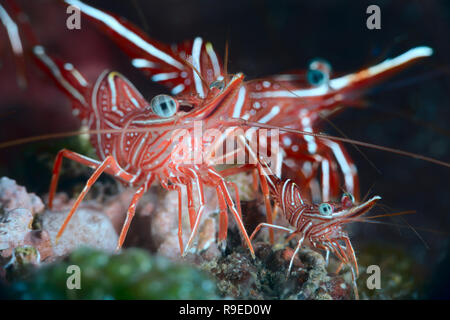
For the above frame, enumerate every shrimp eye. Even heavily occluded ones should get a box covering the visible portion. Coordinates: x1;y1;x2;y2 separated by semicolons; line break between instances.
318;203;333;216
307;59;331;87
150;94;178;117
341;193;355;206
209;80;225;90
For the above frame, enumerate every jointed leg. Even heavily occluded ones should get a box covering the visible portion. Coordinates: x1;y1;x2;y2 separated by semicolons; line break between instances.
161;181;185;255
55;155;134;242
183;175;206;256
258;164;275;244
287;236;305;276
249;223;293;241
349;265;360;300
217;165;258;245
213;169;250;251
335;261;345;274
325;247;330;266
186;182;197;231
341;235;359;276
116;176;155;250
48;149;133;209
174;185;184;254
216;187;229;251
328;239;346;265
227;181;242;219
49;149;99;209
218;178;255;259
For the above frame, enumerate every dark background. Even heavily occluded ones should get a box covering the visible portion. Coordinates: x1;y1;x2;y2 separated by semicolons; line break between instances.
0;0;449;298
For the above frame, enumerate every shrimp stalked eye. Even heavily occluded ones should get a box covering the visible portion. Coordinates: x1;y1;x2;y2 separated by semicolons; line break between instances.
318;203;333;216
307;58;332;87
209;80;225;90
150;94;178;117
341;193;355;208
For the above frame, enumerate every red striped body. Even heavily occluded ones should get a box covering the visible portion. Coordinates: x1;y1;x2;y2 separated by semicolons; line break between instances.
255;172;380;299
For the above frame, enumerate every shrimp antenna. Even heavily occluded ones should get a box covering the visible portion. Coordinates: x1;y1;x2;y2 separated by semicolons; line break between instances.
348;209;440;247
182;58;209;91
349;218;448;236
224;37;229;85
361;181;378;203
399;215;429;249
131;0;149;33
1;122;450;169
367;101;450;138
234;120;450;169
318;113;382;175
364;210;416;220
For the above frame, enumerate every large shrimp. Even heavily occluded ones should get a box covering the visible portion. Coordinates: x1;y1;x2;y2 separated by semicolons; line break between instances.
0;0;259;257
58;0;433;203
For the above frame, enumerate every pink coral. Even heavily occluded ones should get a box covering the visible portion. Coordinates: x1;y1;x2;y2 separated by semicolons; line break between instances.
0;177;44;215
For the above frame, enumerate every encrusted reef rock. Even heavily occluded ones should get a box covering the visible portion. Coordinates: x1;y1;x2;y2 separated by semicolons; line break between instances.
202;242;353;300
0;208;34;256
0;177;44;215
0;177;118;264
0;207;55;261
0;175;355;300
41;208;118;256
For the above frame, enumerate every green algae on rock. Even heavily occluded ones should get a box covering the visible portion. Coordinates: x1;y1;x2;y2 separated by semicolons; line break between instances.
9;247;218;299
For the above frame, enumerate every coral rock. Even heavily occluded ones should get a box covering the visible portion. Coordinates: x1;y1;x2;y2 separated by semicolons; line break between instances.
41;208;118;256
0;177;44;215
23;230;54;262
0;208;34;257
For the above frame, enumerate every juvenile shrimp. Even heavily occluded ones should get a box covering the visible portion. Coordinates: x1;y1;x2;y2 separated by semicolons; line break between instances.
249;160;380;300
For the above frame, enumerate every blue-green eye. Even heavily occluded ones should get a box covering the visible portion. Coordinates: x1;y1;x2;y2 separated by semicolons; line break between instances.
319;203;333;216
151;94;178;117
307;59;331;87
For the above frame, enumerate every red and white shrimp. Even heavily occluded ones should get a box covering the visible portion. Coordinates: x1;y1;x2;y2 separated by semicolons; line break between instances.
250;160;380;299
52;0;435;247
61;0;434;203
0;0;260;257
